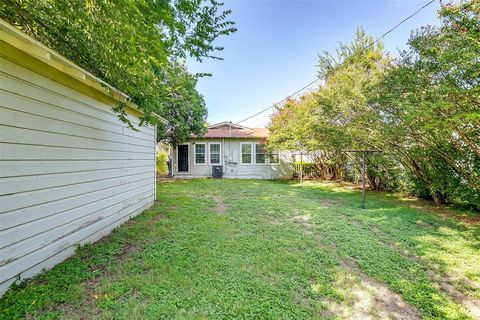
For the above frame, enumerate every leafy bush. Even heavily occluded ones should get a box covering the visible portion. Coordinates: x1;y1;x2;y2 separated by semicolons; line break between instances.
156;152;169;175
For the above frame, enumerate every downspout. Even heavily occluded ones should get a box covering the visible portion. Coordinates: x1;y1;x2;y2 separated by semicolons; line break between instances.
222;137;225;175
154;125;157;201
229;121;233;175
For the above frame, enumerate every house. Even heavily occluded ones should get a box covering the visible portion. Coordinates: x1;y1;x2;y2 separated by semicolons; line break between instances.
0;20;161;296
171;122;293;179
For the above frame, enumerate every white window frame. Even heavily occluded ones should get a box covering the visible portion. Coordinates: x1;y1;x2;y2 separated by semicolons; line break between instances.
240;142;253;165
194;142;207;165
208;142;222;165
254;143;267;165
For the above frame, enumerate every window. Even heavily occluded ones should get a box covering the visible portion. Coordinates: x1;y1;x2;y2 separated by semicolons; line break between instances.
255;143;266;164
195;143;206;164
269;152;279;164
209;143;221;164
241;143;252;164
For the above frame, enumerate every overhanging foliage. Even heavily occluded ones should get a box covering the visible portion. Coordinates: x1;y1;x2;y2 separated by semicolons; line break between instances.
1;0;236;144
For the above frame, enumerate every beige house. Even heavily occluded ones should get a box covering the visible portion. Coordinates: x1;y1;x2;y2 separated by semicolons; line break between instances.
0;20;160;296
171;122;292;179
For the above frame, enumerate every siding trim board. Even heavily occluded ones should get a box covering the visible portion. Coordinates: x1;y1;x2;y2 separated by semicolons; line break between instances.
0;20;158;296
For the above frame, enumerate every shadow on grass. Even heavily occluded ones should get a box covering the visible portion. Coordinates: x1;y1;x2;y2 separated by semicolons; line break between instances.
282;180;480;318
1;179;478;319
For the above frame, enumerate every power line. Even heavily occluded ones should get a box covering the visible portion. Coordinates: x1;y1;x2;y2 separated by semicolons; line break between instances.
235;0;437;125
371;0;436;47
235;78;321;125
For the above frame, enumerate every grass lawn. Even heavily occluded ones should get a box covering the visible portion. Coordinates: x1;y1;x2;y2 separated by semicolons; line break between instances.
1;180;479;319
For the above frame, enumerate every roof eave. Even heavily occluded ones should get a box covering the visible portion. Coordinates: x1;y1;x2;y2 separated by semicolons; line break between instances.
0;18;167;124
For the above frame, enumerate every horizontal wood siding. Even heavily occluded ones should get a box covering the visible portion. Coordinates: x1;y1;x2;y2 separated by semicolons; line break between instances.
0;56;156;296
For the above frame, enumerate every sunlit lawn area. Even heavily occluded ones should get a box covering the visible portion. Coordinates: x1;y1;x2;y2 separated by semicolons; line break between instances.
1;180;479;319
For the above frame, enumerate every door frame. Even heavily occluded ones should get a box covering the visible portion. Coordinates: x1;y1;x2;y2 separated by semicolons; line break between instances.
176;143;190;173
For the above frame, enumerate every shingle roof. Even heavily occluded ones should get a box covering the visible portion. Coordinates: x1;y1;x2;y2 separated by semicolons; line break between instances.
192;123;269;139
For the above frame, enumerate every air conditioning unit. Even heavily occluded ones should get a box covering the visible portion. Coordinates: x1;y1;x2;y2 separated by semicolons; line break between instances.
212;166;223;179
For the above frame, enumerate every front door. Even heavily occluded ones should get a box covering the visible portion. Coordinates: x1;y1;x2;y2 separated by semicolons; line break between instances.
178;145;189;172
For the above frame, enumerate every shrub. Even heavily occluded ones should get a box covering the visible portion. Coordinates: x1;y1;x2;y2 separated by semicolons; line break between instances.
156;152;169;174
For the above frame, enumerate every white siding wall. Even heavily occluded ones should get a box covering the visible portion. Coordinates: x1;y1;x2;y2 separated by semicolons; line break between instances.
173;139;292;179
0;57;156;295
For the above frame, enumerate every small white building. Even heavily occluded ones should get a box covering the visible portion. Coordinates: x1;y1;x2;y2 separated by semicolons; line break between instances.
0;20;160;295
171;122;293;179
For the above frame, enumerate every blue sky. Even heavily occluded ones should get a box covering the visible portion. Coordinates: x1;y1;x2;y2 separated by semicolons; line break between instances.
187;0;441;128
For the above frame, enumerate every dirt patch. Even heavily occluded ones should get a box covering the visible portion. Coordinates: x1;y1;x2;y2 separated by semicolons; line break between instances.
429;271;480;319
131;290;141;299
83;264;113;289
292;210;420;319
338;212;480;316
59;301;103;320
156;174;176;183
291;209;311;226
152;212;168;223
212;195;227;215
31;271;108;320
122;218;138;228
84;273;103;290
291;213;311;224
291;209;321;238
414;219;434;228
326;260;421;320
270;218;283;226
26;301;102;320
119;242;139;261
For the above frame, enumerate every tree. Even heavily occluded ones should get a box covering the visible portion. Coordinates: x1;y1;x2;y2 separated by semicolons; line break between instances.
156;61;208;145
269;1;479;209
1;0;236;142
269;29;390;182
373;0;480;207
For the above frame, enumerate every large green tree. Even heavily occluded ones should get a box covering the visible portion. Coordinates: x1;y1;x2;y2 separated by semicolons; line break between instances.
269;0;479;209
1;0;236;143
157;61;208;144
373;0;480;206
269;29;391;182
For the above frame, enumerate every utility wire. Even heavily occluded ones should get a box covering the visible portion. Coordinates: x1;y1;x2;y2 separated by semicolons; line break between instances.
235;0;437;125
235;78;321;125
371;0;436;47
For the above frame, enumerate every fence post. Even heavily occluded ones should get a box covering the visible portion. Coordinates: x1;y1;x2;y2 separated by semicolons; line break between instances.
362;151;366;209
300;152;303;182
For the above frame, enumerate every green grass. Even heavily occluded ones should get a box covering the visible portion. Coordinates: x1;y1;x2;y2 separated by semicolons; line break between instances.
1;180;479;319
